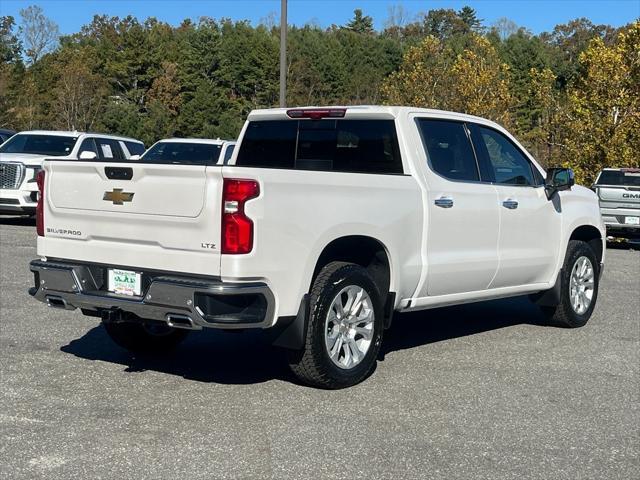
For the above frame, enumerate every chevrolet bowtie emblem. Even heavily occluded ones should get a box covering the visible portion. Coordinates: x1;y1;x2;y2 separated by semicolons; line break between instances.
103;188;134;205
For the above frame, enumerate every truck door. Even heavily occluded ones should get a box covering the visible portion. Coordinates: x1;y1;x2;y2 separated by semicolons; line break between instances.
468;124;561;288
414;118;500;296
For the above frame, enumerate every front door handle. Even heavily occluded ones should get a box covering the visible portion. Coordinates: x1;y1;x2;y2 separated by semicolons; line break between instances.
435;196;454;208
502;199;519;209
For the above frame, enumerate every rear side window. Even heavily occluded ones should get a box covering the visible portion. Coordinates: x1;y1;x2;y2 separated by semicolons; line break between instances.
416;119;479;182
236;119;403;174
124;141;145;156
95;138;124;161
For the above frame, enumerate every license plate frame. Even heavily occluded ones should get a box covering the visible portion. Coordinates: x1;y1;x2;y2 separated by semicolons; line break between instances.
107;268;142;296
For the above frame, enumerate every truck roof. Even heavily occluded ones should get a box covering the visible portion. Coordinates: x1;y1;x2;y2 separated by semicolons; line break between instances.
16;130;143;144
247;105;504;129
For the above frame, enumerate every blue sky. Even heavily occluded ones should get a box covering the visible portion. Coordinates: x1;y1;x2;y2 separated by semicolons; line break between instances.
1;1;638;34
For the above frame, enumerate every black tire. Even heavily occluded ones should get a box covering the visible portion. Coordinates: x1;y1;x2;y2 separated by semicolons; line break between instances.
541;240;600;328
103;320;190;354
287;261;384;389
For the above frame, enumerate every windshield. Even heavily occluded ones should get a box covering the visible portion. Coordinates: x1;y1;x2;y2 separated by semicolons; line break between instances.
141;142;222;165
595;170;640;187
0;134;78;156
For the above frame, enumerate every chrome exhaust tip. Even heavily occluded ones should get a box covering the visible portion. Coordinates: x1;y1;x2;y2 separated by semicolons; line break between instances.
165;313;198;330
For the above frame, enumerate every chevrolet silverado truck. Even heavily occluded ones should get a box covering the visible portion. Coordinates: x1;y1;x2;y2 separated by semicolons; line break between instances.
592;168;640;239
28;107;605;389
0;131;144;215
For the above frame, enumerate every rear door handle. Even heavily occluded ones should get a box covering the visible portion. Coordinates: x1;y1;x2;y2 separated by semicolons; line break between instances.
502;199;518;209
435;197;454;208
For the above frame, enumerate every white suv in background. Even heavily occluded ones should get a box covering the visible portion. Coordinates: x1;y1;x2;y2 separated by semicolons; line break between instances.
0;131;144;215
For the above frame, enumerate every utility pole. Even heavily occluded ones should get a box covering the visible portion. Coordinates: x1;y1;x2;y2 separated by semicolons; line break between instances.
279;0;287;108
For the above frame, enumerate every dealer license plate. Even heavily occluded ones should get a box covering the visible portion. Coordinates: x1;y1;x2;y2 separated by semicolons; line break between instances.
108;269;141;296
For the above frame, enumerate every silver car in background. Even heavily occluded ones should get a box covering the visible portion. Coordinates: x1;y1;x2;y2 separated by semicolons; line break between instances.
593;168;640;239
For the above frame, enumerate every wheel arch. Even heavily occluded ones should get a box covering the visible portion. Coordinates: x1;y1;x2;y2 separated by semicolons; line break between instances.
310;235;393;299
569;224;604;265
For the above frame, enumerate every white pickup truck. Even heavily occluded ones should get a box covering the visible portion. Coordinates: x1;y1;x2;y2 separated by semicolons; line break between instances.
29;107;605;388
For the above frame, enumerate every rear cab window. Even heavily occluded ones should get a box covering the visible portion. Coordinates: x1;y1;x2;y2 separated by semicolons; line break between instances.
595;170;640;187
141;142;223;165
236;119;403;174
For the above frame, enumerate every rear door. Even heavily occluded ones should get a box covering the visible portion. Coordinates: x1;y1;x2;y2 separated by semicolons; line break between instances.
42;161;223;276
415;118;501;297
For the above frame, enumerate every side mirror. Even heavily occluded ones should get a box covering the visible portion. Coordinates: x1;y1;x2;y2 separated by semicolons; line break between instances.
79;150;97;160
129;154;141;160
545;167;575;199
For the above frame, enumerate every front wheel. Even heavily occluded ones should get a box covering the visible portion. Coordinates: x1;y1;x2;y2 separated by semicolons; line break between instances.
103;320;190;354
287;262;384;389
541;240;600;328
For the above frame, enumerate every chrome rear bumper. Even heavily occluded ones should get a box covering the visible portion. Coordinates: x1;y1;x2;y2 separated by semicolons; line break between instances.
29;259;275;329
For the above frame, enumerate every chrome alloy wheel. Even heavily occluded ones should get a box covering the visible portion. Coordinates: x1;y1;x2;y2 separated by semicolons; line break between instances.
324;286;375;370
569;256;595;315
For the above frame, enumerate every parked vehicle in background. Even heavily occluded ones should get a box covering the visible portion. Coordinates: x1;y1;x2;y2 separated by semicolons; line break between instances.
0;129;16;144
0;131;144;216
29;106;605;389
139;138;236;165
593;168;640;239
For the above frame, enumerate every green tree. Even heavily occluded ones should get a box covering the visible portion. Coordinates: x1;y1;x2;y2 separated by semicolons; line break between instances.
345;9;374;35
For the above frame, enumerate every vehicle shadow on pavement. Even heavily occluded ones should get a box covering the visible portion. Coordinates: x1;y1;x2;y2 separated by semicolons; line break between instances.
60;295;548;385
381;295;547;357
0;216;36;226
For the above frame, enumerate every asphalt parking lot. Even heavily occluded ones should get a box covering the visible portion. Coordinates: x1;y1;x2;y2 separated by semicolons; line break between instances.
1;217;638;480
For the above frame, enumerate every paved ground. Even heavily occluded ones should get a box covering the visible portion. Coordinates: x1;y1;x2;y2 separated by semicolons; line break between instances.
1;217;638;480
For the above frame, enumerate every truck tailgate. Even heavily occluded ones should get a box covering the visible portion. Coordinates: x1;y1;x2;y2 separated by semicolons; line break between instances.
39;161;222;276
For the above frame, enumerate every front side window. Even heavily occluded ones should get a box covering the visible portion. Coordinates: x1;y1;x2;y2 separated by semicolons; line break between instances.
0;134;78;156
236;119;403;174
416;119;479;182
474;127;535;186
141;142;223;165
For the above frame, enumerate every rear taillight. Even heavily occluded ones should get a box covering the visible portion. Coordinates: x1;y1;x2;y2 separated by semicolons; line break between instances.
36;170;45;236
221;178;259;254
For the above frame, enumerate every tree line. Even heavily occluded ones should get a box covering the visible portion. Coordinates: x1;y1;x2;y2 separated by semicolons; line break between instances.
1;5;638;183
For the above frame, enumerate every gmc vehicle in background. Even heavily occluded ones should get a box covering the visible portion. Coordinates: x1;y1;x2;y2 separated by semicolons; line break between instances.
28;107;605;389
593;168;640;239
0;131;144;216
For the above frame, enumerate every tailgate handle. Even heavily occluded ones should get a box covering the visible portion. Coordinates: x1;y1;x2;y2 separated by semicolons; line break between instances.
105;167;133;181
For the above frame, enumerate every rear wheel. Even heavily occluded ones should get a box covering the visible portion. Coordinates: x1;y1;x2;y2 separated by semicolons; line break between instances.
541;240;600;328
287;262;384;389
103;320;189;354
